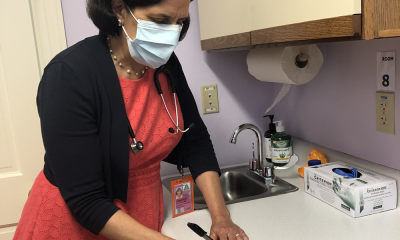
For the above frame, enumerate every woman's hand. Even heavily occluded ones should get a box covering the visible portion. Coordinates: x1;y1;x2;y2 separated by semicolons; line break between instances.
209;215;248;240
195;171;249;240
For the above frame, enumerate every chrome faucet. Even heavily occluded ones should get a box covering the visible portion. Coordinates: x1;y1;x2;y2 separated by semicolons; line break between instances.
229;123;264;172
230;123;299;185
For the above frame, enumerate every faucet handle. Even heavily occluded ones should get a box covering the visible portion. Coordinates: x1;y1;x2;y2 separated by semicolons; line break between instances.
263;163;275;178
249;159;257;171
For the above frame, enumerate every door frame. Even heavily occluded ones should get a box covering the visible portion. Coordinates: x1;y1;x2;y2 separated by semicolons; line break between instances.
30;0;67;75
0;0;66;237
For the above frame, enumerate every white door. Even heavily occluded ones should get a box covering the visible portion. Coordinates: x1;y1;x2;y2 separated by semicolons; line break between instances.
0;1;66;239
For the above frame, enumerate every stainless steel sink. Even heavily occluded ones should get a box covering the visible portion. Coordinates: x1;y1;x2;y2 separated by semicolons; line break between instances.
162;165;298;210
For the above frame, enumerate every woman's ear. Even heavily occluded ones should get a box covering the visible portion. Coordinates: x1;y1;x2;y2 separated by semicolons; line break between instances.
111;0;126;24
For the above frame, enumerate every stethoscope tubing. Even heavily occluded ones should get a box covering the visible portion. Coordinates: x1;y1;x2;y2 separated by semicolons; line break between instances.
160;93;190;134
127;65;192;153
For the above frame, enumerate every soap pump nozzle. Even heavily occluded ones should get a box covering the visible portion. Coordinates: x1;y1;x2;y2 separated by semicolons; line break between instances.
266;115;276;133
273;120;285;132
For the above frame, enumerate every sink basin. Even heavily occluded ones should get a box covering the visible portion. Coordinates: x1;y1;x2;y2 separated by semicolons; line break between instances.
162;165;298;210
194;171;268;204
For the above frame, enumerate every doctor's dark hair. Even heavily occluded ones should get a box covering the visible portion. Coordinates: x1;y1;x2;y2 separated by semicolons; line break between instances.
175;188;182;195
87;0;191;41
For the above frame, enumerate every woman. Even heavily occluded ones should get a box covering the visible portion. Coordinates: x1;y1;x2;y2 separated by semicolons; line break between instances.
13;0;249;239
175;188;183;199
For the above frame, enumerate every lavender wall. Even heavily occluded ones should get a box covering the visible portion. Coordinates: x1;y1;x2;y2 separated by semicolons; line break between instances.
274;38;400;170
60;0;275;176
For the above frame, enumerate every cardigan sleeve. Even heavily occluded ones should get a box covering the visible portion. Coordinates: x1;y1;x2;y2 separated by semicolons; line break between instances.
37;62;120;234
168;53;221;180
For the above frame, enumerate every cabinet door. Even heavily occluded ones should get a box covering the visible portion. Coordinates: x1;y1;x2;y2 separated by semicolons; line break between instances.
250;0;362;45
250;0;361;31
198;0;252;50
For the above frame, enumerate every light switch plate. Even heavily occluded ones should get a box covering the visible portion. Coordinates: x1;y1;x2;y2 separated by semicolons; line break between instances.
201;84;219;114
376;92;395;134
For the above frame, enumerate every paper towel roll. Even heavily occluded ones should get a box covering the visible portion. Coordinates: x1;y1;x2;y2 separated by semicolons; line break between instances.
246;45;323;115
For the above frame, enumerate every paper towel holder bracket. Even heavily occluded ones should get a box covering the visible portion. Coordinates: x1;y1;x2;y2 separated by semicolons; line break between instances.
295;53;309;68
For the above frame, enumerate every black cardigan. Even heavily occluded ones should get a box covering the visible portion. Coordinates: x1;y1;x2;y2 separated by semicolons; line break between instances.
37;34;220;234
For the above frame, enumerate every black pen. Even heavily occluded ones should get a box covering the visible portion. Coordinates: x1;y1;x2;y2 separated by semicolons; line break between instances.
187;222;213;240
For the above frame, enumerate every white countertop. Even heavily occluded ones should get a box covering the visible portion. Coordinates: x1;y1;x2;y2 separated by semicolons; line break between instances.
161;138;400;240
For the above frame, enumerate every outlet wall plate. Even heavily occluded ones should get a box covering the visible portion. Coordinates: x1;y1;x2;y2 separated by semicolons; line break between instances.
201;84;219;114
376;92;395;134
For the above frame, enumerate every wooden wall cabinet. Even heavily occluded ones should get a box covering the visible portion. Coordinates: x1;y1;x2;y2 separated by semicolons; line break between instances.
198;0;400;51
198;0;252;50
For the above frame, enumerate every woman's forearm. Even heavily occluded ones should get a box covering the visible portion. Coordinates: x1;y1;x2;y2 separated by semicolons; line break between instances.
196;171;249;240
99;171;227;240
99;210;173;240
195;171;230;220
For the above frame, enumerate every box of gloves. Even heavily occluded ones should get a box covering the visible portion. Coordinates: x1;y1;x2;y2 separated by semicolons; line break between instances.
304;161;397;217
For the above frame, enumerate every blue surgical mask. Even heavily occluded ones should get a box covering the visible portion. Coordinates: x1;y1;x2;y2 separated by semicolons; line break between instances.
122;8;182;69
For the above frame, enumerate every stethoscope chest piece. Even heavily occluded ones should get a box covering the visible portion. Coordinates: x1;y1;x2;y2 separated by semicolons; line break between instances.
130;138;144;153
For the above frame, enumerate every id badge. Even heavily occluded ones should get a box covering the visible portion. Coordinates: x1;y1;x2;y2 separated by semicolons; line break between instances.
171;176;194;218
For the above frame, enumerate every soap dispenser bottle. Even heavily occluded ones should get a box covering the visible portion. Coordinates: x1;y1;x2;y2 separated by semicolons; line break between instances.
264;115;276;163
271;120;292;167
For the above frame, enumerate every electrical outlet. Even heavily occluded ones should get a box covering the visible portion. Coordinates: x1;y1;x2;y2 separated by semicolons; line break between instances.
376;92;395;134
201;84;219;114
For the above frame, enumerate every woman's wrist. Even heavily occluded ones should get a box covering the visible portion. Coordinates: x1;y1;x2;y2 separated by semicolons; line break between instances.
194;171;231;222
210;209;231;222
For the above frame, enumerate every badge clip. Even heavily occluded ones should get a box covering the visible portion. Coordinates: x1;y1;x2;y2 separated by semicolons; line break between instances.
179;166;184;179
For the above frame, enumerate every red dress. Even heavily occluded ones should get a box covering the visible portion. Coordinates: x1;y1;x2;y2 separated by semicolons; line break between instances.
13;68;183;239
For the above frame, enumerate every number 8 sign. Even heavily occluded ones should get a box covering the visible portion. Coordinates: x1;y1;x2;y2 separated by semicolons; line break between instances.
377;52;395;92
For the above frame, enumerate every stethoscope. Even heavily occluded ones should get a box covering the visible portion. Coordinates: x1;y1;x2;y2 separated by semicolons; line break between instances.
128;65;195;154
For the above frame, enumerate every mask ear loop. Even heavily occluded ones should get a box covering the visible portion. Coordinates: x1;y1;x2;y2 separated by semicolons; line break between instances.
127;7;139;22
122;7;139;41
121;25;133;41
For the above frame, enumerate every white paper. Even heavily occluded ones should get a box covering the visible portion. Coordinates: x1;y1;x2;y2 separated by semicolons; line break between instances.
377;52;396;92
264;84;291;115
247;45;324;114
